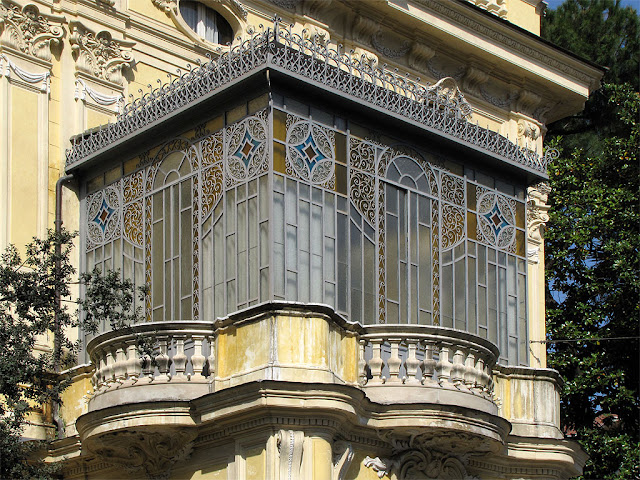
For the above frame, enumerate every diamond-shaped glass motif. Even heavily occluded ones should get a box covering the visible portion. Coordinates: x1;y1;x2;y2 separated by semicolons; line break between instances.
294;133;326;172
483;203;509;238
93;199;115;233
232;130;261;168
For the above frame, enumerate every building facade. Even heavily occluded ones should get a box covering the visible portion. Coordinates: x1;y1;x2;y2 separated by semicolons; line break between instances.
0;0;603;478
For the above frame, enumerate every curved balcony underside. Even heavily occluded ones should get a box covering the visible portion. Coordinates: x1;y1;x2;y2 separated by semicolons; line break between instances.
82;302;510;455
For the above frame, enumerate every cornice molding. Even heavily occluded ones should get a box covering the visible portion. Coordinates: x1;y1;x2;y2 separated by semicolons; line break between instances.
412;0;599;88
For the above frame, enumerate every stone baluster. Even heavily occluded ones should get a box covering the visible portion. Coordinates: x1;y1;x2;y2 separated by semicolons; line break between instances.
191;335;207;381
155;335;171;382
91;353;102;392
140;352;154;384
463;350;479;392
422;340;437;385
405;339;421;384
485;362;495;397
114;344;127;385
451;347;466;388
368;339;384;384
104;349;116;390
387;338;402;383
173;335;187;380
436;342;453;386
125;341;142;385
206;335;216;379
358;338;367;385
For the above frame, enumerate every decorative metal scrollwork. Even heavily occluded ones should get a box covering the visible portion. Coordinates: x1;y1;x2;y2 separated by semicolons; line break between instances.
225;110;268;185
476;188;516;251
286;116;335;187
66;19;549;176
86;184;121;249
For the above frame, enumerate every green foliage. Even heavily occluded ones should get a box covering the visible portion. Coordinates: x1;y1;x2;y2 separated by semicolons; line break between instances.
0;229;143;478
543;2;639;477
542;0;639;153
545;85;640;478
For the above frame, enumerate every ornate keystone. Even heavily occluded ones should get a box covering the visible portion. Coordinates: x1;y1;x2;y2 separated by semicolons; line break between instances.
69;23;134;85
0;2;64;61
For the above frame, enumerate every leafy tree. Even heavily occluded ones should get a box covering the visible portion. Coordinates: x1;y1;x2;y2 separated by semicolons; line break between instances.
542;0;639;152
542;2;639;477
0;229;143;478
544;86;640;478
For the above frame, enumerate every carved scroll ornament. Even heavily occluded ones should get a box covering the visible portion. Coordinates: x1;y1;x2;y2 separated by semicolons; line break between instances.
69;23;134;85
0;2;64;61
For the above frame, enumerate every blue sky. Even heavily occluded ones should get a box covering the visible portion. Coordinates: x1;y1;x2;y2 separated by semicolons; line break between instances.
545;0;639;10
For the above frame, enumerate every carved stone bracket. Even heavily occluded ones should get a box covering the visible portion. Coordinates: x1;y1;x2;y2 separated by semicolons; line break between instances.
526;182;551;246
69;22;134;85
408;42;435;72
86;428;197;480
0;52;49;91
0;2;64;62
462;64;489;97
352;15;378;45
332;440;354;480
277;429;304;480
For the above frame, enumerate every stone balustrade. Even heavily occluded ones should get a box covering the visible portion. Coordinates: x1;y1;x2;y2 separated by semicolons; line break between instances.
86;321;216;400
359;325;499;400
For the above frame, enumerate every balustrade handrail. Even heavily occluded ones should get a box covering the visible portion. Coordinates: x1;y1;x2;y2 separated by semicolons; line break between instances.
86;320;216;356
361;324;499;359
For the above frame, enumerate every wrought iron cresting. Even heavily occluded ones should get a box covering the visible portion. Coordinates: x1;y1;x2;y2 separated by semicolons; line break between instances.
66;18;555;173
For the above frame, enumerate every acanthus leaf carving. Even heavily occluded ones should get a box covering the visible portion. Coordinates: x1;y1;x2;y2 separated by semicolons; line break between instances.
0;2;64;61
69;22;134;85
86;428;196;480
363;456;392;479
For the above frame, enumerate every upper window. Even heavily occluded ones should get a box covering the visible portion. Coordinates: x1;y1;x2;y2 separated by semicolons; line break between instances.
179;1;234;45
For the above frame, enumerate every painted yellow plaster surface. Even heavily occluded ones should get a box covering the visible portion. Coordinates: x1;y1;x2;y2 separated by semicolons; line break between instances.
127;1;174;27
59;374;92;433
216;321;271;378
245;446;266;479
312;437;333;480
10;86;38;254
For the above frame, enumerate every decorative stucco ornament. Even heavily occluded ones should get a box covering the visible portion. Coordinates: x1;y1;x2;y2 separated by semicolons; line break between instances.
526;181;551;245
86;428;197;480
363;456;391;479
0;53;49;91
69;23;134;85
0;2;64;61
153;0;247;20
371;30;411;59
